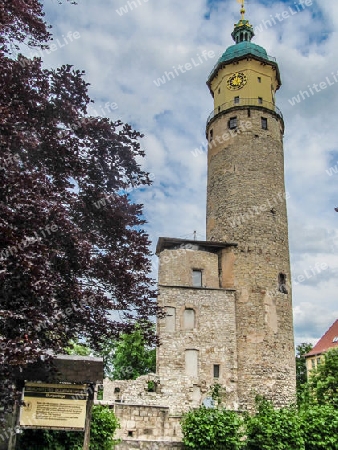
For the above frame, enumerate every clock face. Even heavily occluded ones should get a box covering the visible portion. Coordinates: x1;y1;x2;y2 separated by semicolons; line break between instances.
226;72;247;90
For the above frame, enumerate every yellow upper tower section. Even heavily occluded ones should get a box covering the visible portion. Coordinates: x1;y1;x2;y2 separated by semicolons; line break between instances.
206;0;282;125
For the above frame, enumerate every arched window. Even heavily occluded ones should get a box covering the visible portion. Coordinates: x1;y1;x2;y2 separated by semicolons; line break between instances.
184;308;195;330
165;306;176;331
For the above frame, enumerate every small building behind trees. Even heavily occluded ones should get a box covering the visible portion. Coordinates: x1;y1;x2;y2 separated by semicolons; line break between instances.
305;319;338;377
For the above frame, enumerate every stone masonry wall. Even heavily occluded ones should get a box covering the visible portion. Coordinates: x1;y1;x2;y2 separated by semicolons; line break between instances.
112;404;182;443
115;441;184;450
206;107;296;408
157;247;239;411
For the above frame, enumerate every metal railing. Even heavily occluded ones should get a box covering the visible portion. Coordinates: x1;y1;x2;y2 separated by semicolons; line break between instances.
206;98;283;126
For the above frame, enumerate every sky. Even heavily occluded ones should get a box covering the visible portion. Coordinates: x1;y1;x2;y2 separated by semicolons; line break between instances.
30;0;338;347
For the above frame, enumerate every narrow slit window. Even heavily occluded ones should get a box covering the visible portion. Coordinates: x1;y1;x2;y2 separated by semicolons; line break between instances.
218;88;221;94
234;96;240;104
258;97;263;104
278;273;288;294
209;129;213;142
192;270;202;287
258;76;262;83
213;364;220;378
261;117;268;130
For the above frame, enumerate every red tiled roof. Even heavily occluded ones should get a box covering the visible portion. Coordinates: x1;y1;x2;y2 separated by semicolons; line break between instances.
306;319;338;357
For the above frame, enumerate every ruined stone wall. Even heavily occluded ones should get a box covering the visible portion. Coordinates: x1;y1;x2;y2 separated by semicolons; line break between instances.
206;107;296;408
115;441;184;450
113;403;182;443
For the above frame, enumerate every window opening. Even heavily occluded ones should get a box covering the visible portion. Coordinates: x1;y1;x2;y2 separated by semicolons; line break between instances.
278;273;288;294
184;308;196;330
229;117;237;130
192;270;202;287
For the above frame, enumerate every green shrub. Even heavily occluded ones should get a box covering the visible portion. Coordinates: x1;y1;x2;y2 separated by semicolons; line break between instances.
245;397;304;450
89;405;120;450
299;404;338;450
181;406;244;450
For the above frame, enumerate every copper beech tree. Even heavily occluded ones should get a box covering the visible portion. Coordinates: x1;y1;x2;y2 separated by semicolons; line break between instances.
0;0;157;417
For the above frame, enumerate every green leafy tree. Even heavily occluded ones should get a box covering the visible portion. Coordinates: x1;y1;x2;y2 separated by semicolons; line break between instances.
307;348;338;407
181;406;244;450
106;326;156;380
296;343;313;404
245;397;304;450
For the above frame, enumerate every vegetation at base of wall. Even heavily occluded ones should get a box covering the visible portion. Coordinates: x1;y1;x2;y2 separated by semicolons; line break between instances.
244;396;304;450
88;405;120;450
299;404;338;450
16;405;119;450
181;406;244;450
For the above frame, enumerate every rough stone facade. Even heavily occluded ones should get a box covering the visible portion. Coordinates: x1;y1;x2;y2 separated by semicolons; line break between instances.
206;107;296;408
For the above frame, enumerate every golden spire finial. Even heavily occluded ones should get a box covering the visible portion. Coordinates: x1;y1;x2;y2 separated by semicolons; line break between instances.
237;0;245;20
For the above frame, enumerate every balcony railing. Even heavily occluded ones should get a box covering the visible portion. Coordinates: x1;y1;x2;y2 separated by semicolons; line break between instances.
206;98;283;126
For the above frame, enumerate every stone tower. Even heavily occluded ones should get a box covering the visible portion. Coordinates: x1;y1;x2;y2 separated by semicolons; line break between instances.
105;4;297;445
205;1;296;407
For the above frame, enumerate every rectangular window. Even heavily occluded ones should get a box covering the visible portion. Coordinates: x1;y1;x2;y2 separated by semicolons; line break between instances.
261;117;268;130
218;88;221;94
184;308;196;330
185;350;198;377
192;270;202;287
213;364;220;378
234;96;240;104
317;357;321;365
229;116;237;130
209;129;213;142
258;77;262;83
258;97;263;104
311;359;315;369
165;306;176;332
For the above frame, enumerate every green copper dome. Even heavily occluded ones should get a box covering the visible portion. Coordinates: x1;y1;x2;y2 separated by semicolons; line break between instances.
219;41;268;64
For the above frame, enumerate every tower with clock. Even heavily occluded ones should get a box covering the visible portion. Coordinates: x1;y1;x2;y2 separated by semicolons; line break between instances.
155;0;296;411
204;0;296;407
109;5;296;442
